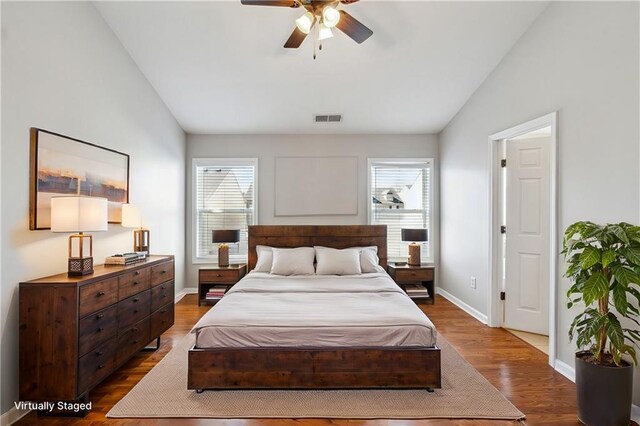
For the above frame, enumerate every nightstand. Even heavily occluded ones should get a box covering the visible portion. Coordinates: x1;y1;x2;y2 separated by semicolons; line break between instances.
198;264;247;306
387;264;435;304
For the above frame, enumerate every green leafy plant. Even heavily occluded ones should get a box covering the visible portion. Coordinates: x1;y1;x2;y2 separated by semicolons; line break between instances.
563;221;640;366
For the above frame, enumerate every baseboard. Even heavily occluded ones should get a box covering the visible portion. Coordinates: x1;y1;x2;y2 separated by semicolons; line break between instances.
554;359;575;382
0;406;30;426
175;287;197;303
435;287;488;324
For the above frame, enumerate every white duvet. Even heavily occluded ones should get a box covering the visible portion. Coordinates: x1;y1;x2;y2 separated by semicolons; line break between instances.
192;271;437;348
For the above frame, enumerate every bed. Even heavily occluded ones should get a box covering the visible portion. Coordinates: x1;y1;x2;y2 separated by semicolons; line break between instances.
188;225;441;391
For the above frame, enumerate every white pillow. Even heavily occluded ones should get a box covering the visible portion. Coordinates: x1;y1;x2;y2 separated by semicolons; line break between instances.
270;247;316;276
331;246;379;273
357;247;380;273
314;247;362;275
254;245;273;272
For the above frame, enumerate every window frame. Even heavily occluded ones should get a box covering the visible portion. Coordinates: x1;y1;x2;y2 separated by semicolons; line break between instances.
367;157;435;263
191;158;258;264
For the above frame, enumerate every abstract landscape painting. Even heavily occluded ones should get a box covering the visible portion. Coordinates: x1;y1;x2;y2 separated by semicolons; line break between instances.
30;128;129;230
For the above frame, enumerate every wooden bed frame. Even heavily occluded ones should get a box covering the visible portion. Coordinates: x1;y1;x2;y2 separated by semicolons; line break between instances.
188;225;441;391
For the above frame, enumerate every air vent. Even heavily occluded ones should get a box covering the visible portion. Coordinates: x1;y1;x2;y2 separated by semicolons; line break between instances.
314;114;342;123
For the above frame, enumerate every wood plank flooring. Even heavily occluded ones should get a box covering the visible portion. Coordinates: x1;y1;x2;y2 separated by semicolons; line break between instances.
14;294;598;426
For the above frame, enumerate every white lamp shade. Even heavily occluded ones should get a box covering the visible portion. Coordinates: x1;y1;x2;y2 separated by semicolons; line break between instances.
50;196;108;233
295;11;315;34
121;203;142;228
318;23;333;40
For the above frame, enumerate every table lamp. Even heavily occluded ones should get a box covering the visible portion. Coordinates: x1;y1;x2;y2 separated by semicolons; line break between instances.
121;203;149;254
212;230;240;267
401;228;428;266
51;196;108;276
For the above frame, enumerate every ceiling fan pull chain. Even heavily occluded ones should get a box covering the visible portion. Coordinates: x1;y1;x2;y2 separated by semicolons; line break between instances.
313;23;317;60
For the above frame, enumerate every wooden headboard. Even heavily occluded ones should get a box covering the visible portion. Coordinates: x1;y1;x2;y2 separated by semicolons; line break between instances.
248;225;387;271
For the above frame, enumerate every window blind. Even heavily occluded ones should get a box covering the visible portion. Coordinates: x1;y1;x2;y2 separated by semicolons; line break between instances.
369;160;432;262
194;160;256;262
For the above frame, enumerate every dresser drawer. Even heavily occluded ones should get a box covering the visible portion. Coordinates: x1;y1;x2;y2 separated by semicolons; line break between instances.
151;302;174;338
119;267;151;300
77;337;117;393
117;317;150;363
79;305;118;357
395;268;434;282
117;290;151;332
199;269;239;283
151;261;174;286
151;281;174;312
79;278;118;317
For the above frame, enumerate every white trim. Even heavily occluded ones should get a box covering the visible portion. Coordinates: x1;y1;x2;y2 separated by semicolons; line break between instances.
191;158;258;264
367;157;435;263
175;287;197;303
436;287;488;324
0;406;30;426
488;112;558;369
631;404;640;424
554;359;576;382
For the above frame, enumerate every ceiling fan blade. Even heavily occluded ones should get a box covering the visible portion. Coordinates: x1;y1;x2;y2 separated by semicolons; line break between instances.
336;10;372;44
241;0;300;7
284;27;308;48
340;0;360;4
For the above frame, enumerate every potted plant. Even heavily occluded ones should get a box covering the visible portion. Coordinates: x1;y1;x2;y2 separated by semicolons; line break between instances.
563;221;640;425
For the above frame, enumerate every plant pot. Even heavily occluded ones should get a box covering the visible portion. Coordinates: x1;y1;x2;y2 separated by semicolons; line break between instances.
575;351;633;426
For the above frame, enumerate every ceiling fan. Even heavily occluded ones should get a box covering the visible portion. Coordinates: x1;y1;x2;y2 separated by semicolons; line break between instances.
240;0;373;54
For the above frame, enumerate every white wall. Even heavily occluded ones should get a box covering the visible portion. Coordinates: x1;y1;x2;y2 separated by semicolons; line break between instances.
1;1;186;416
186;134;438;288
439;1;639;405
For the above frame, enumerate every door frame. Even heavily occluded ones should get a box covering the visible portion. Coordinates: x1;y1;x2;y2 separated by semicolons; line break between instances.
487;112;558;367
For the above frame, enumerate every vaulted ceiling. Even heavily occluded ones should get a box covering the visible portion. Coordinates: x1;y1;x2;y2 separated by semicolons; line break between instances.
95;1;548;134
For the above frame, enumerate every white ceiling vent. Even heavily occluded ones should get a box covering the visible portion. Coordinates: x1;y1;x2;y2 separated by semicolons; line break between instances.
314;114;343;123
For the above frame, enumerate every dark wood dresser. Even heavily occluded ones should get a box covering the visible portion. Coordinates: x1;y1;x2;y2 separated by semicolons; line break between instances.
19;255;175;406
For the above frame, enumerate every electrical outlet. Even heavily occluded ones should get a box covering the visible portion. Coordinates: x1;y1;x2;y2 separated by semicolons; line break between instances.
470;276;477;289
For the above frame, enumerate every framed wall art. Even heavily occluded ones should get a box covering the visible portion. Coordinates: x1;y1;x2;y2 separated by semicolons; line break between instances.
29;128;130;230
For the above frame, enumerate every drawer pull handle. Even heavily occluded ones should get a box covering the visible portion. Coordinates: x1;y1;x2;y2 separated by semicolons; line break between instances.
96;351;104;356
134;271;140;276
133;309;139;313
133;298;139;302
96;314;104;319
97;291;105;297
161;309;167;313
217;274;222;277
98;364;106;369
97;327;104;332
132;327;138;332
133;281;139;285
161;270;167;274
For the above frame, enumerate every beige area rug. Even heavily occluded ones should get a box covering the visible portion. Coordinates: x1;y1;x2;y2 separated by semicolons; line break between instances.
107;333;525;420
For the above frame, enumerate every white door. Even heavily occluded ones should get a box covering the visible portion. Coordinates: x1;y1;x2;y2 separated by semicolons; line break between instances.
504;136;550;335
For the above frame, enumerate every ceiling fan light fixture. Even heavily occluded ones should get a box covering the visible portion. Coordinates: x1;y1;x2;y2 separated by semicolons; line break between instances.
295;11;315;34
321;6;340;28
318;22;334;40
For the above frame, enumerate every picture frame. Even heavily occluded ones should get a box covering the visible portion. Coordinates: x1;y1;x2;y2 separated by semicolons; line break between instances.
29;128;130;230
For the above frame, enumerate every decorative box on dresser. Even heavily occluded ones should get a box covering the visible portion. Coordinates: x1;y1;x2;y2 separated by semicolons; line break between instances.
19;255;175;412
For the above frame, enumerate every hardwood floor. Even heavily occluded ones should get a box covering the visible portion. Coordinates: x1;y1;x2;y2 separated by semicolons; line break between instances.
14;294;599;426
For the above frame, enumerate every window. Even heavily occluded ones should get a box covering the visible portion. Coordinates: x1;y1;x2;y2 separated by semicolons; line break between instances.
368;158;434;262
193;158;257;263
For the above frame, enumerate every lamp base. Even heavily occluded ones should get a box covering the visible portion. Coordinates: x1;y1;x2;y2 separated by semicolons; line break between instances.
218;244;229;267
134;229;150;254
408;243;421;266
68;257;94;276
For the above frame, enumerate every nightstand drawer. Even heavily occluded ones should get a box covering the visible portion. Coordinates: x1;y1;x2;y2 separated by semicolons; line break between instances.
200;269;239;283
395;268;433;282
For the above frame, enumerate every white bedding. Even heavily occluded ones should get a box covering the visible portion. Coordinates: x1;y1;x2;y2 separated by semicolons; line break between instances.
192;271;437;348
